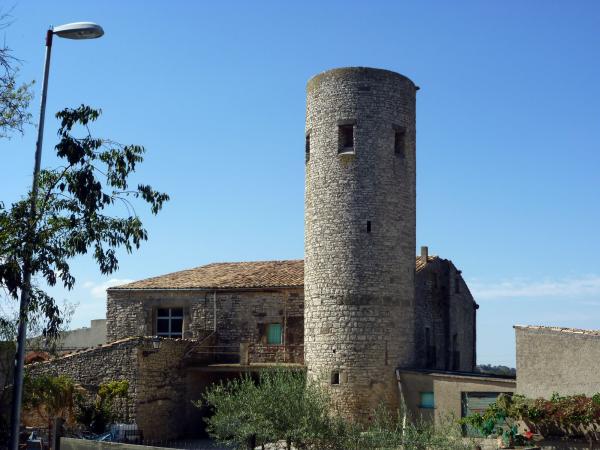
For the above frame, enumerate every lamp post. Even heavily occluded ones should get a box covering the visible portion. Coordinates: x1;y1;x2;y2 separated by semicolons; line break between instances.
9;22;104;450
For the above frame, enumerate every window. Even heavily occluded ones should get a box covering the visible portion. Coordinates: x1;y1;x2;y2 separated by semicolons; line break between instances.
452;334;460;370
156;308;183;338
305;133;310;163
419;392;435;409
394;128;406;157
331;370;340;385
338;124;354;153
366;220;371;233
266;323;282;345
425;327;436;368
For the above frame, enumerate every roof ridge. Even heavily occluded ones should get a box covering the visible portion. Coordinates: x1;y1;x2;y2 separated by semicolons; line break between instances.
514;324;600;336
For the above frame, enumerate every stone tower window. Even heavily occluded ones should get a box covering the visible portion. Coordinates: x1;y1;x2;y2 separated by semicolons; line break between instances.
366;220;371;233
338;123;355;154
305;133;310;163
331;370;340;385
394;127;406;157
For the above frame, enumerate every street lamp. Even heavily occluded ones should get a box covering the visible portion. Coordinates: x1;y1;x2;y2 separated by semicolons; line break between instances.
9;22;104;450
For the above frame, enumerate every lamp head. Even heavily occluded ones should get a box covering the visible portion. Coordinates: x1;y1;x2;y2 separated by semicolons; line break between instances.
53;22;104;40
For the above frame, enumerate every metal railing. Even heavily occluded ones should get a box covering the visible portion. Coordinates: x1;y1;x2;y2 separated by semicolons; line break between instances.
185;343;304;365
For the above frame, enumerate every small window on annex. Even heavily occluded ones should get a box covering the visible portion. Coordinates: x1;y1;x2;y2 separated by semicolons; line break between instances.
266;323;283;345
419;392;435;409
156;308;183;338
338;123;355;153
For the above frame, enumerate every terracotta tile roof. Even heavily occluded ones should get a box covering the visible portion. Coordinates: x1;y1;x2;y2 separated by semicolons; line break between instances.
415;256;439;273
111;260;305;290
514;325;600;337
112;257;440;291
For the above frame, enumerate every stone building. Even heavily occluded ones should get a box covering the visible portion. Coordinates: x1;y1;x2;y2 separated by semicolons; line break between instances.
515;325;600;399
25;67;514;439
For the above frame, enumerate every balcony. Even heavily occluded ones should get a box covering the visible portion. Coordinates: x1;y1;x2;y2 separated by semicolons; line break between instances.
184;340;304;367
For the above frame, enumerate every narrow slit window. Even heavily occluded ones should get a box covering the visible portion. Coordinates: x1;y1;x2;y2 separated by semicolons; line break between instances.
331;370;340;385
366;220;371;233
394;128;406;157
338;125;354;153
305;133;310;163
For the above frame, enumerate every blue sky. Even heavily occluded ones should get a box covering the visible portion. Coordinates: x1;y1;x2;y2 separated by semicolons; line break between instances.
1;1;599;366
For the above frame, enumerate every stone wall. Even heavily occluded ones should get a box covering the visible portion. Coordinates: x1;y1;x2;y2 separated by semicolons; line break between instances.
516;326;600;398
414;256;477;372
107;288;304;353
304;67;418;421
27;337;192;441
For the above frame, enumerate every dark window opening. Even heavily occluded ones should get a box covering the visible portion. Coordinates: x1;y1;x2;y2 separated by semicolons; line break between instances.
156;307;183;338
455;278;460;294
452;334;460;370
425;327;436;368
366;220;371;233
305;134;310;163
331;371;340;385
394;129;406;157
338;125;354;153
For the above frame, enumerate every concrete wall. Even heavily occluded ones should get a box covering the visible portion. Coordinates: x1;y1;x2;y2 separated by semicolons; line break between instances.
516;326;600;398
399;370;515;426
107;288;304;351
414;257;477;372
60;438;181;450
304;67;418;421
58;319;107;350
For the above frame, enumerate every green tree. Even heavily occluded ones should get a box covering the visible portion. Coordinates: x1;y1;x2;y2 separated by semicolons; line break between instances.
200;369;334;449
0;11;33;138
0;104;169;337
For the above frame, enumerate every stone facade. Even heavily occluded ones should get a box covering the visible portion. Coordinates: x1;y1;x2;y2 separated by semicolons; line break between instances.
27;337;192;441
515;325;600;398
107;288;304;360
414;250;478;372
304;67;418;420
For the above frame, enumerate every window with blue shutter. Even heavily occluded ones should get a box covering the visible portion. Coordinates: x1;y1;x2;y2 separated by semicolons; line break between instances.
267;323;282;345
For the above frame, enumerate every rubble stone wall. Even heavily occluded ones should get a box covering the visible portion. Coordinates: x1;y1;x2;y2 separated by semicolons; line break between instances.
414;258;477;371
27;337;192;441
106;288;304;351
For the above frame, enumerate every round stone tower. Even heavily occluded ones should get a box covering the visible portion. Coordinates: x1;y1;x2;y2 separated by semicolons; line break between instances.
304;67;417;420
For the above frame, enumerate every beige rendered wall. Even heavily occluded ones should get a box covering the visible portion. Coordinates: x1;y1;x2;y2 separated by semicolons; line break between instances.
399;370;515;425
59;319;107;350
516;326;600;398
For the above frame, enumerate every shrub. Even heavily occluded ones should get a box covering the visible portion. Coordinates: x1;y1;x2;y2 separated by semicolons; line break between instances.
200;368;474;450
74;379;129;433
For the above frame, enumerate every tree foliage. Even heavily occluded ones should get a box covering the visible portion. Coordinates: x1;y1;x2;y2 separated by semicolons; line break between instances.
461;392;600;443
0;105;168;336
74;379;129;433
0;11;33;138
200;368;474;450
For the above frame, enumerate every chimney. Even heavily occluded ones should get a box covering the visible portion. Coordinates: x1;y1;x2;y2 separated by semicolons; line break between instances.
420;246;429;263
